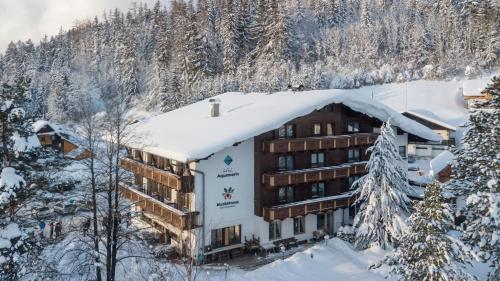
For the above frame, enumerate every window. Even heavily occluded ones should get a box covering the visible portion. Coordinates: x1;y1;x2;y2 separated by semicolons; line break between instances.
211;225;241;249
311;152;325;168
348;148;360;163
399;146;407;158
278;186;294;203
326;123;334;136
278;124;295;139
278;155;294;171
317;213;325;230
286;186;294;203
313;123;322;136
348;175;361;189
311;182;325;198
347;121;359;133
269;220;282;240
294;217;305;235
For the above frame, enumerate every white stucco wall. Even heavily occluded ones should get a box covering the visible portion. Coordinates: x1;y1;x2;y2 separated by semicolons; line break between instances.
193;138;256;250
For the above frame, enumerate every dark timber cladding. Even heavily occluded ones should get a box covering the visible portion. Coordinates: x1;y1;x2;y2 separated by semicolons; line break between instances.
254;103;380;218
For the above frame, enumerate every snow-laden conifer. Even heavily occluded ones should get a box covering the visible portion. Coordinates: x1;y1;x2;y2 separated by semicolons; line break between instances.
382;181;475;281
449;76;499;281
352;120;412;249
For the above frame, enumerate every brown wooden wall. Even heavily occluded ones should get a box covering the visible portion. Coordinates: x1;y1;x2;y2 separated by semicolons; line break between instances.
254;104;379;217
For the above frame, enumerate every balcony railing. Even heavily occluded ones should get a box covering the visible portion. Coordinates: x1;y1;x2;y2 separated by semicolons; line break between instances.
262;192;353;221
262;133;378;153
119;182;199;230
262;162;367;187
120;157;194;192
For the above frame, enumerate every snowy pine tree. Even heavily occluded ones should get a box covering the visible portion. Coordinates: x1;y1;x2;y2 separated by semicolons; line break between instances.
382;181;475;281
449;76;499;280
352;120;412;250
0;76;41;281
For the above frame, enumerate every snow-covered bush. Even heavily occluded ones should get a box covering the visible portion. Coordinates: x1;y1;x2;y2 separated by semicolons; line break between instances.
0;167;26;210
336;225;355;244
0;223;32;280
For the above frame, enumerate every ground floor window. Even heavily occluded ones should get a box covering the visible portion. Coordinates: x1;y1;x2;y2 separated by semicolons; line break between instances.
326;210;334;234
293;216;305;235
399;146;407;158
317;213;325;231
210;225;241;249
269;220;282;240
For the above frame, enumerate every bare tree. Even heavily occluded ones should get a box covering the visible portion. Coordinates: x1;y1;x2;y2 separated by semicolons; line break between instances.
75;90;104;281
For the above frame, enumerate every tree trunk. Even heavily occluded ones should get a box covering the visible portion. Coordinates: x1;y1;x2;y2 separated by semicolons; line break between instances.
90;143;102;281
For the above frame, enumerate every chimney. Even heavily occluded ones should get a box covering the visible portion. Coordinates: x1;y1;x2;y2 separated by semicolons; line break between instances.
209;98;220;117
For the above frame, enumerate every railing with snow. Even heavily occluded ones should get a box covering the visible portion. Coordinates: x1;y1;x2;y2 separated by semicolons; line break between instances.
262;161;368;187
262;192;354;221
120;157;194;192
119;182;199;230
262;133;378;153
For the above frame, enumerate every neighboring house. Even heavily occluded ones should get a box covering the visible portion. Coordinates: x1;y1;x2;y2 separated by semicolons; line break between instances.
33;120;91;160
462;80;492;109
429;150;454;183
119;91;440;260
402;111;456;159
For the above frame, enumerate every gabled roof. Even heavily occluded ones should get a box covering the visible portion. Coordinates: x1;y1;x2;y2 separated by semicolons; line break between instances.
33;120;83;146
402;110;457;131
430;151;454;176
130;90;441;162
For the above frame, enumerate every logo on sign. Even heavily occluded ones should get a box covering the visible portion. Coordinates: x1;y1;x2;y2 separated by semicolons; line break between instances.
217;187;239;209
217;155;239;178
224;155;233;166
222;187;234;200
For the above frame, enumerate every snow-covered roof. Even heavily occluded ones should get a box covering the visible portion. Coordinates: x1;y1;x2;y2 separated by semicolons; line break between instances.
403;110;457;131
32;120;54;133
430;150;454;176
33;120;83;146
462;79;488;97
130;90;441;162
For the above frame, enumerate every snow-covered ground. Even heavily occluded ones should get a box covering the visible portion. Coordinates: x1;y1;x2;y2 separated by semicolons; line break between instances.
207;239;393;281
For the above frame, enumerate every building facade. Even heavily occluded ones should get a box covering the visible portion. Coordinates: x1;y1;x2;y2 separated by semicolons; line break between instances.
402;111;456;159
118;91;440;260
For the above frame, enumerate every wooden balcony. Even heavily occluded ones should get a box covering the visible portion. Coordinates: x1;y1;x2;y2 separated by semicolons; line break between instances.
262;133;378;153
262;193;353;221
262;162;367;187
120;157;194;192
119;182;199;230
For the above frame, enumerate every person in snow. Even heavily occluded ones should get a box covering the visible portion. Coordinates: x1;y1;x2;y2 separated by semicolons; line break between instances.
83;218;91;236
55;221;62;238
49;222;54;239
38;221;46;238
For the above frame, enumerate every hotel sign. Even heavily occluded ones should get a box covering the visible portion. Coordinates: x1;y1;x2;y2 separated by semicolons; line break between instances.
217;155;240;178
216;155;240;209
217;187;239;209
